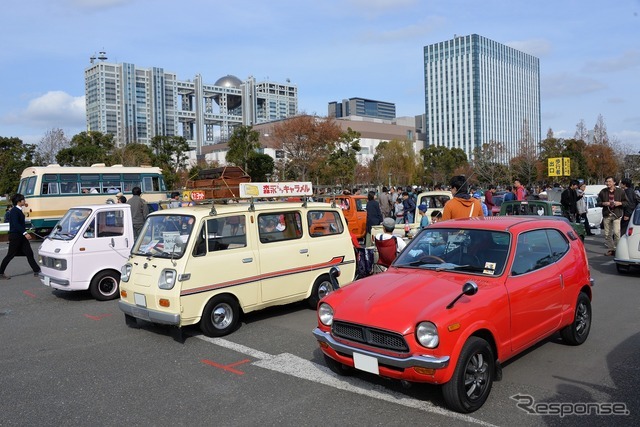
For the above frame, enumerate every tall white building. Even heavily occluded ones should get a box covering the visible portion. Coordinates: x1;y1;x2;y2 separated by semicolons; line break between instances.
423;34;540;162
84;54;297;154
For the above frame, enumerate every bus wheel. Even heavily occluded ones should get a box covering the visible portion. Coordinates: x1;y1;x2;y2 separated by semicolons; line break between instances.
89;270;120;301
200;295;240;337
307;274;333;309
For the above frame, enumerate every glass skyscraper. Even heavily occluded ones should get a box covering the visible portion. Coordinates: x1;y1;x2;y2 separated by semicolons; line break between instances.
423;34;540;162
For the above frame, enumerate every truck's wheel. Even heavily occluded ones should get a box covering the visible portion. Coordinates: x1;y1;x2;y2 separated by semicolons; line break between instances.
200;295;240;337
89;270;120;301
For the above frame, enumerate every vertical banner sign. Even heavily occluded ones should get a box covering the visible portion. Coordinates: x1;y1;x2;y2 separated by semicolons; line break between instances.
548;158;571;177
563;158;571;176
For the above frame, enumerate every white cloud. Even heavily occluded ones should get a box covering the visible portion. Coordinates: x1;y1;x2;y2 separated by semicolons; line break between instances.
67;0;132;10
506;39;552;57
542;73;606;98
2;91;85;129
583;50;640;73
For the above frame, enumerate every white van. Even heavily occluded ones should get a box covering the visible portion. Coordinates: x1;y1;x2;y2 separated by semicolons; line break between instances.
118;183;357;337
38;204;134;300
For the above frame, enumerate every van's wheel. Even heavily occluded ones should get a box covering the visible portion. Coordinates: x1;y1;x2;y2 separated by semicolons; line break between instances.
560;292;591;345
89;270;120;301
442;337;494;413
616;263;630;274
200;295;240;337
307;274;333;309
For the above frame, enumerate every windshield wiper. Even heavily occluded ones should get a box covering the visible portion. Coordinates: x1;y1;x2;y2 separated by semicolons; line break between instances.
450;264;486;273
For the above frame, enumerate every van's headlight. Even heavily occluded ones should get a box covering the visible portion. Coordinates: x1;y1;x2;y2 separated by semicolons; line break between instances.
158;269;177;290
120;264;132;282
318;303;334;326
416;322;439;348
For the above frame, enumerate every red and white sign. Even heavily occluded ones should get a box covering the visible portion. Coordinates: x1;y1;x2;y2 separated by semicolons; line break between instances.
190;190;206;201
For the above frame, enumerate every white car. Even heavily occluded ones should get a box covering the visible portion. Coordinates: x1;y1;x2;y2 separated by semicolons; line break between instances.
583;194;603;230
614;204;640;273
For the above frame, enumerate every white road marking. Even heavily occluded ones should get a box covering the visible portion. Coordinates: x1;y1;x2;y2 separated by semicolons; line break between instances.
194;334;497;426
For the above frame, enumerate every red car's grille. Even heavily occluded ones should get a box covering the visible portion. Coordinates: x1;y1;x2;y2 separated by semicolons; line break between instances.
332;321;409;352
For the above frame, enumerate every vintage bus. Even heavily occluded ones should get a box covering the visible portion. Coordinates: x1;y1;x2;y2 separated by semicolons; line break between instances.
17;164;168;231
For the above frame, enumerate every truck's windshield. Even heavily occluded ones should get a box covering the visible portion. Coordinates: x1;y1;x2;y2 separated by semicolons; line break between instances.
50;208;92;240
132;215;195;258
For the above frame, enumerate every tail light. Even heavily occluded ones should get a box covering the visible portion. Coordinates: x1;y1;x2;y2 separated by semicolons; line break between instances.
628;227;633;237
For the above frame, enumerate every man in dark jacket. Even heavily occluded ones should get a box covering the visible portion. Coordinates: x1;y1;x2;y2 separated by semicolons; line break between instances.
0;194;41;279
365;191;384;247
597;176;628;256
560;179;581;222
127;186;149;239
620;178;638;235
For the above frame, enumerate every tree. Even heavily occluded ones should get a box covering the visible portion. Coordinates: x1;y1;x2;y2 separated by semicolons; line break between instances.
271;115;342;181
56;131;116;166
226;125;260;173
0;137;35;195
574;119;589;142
420;145;468;187
562;139;589;182
246;153;274;182
472;141;509;186
150;136;191;190
35;128;70;166
584;141;618;183
370;139;417;185
509;119;539;186
109;143;154;166
592;114;609;146
324;127;361;187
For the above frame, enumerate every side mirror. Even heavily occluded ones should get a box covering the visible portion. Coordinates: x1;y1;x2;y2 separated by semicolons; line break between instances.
447;281;478;309
329;266;341;290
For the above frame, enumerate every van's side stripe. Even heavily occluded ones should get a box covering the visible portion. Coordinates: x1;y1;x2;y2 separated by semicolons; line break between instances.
180;256;354;297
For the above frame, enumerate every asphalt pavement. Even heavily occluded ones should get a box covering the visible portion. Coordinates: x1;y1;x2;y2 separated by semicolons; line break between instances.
0;236;638;427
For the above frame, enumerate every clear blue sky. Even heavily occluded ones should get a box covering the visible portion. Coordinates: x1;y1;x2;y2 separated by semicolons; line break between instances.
1;0;639;152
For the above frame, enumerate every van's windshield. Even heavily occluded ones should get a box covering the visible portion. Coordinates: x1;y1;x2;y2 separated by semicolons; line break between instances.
132;215;195;258
50;208;92;240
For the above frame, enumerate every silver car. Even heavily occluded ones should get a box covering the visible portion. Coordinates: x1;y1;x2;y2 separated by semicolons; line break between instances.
614;204;640;273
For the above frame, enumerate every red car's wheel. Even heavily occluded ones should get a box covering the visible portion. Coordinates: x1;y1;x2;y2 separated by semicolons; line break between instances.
560;292;591;345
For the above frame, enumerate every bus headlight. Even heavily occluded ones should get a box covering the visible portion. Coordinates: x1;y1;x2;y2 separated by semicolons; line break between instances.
120;264;132;282
158;269;177;290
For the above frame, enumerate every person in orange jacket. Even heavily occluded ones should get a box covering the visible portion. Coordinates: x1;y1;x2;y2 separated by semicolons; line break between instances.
441;175;484;221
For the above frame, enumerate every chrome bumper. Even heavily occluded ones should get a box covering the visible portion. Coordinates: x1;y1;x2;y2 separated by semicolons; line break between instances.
118;300;180;325
312;327;449;369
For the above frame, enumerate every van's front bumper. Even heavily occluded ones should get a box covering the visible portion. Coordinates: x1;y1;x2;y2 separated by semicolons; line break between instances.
118;300;180;325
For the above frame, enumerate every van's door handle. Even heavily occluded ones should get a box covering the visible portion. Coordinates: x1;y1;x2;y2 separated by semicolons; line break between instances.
242;258;253;263
299;249;309;254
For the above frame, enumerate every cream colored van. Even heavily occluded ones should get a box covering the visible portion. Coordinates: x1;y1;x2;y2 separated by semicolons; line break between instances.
118;183;356;337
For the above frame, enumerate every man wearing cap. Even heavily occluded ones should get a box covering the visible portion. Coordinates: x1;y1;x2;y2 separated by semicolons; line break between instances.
375;217;406;254
0;194;41;280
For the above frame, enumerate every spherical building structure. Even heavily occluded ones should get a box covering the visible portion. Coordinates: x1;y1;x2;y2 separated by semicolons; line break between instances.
213;75;242;111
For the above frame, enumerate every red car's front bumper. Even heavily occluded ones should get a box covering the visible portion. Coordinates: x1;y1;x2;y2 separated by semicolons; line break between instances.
313;327;450;383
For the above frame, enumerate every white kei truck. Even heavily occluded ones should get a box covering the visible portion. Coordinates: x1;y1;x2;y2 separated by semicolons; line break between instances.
38;203;134;301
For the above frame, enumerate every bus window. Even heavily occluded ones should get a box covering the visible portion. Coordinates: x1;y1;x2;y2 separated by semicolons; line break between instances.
143;176;161;192
42;182;59;195
19;176;37;195
60;182;79;194
122;181;141;192
103;174;122;193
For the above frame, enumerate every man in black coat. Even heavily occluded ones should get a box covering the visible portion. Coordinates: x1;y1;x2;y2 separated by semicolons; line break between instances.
365;191;384;247
0;194;41;279
560;179;581;222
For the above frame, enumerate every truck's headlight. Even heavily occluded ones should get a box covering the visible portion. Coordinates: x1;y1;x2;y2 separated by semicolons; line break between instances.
120;264;132;282
158;269;177;290
416;322;439;348
318;303;334;326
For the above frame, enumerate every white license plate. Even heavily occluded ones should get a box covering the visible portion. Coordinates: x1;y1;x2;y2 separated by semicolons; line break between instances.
353;352;379;375
134;293;147;307
43;276;50;287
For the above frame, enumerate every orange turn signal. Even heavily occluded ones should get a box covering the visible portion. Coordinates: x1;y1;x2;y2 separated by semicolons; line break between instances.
447;323;461;332
413;367;435;375
159;298;170;307
120;290;127;298
318;341;329;349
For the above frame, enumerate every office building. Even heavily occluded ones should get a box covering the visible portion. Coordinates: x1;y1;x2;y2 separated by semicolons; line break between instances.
328;98;396;121
423;34;541;161
84;53;297;153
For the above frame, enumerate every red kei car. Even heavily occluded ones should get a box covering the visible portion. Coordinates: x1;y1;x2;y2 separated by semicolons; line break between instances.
313;216;593;413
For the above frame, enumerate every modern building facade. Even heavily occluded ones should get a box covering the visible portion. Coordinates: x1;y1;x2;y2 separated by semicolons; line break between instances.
328;98;396;121
84;54;297;154
423;34;541;162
